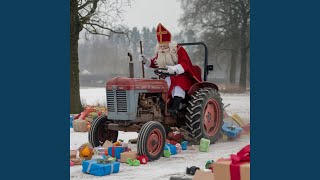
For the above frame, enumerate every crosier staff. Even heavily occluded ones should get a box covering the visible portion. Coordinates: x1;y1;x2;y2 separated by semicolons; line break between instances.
140;41;145;78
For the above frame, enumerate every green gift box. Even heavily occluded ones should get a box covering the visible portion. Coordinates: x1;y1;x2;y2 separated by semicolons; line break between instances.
199;138;210;152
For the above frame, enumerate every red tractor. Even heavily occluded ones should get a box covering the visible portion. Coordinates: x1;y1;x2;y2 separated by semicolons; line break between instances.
89;42;224;161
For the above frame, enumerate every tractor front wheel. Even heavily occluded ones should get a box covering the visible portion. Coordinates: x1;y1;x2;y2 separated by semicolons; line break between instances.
89;115;118;147
185;88;223;144
137;121;166;161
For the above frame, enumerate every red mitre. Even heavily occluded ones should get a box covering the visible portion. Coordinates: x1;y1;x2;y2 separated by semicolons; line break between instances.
156;23;171;44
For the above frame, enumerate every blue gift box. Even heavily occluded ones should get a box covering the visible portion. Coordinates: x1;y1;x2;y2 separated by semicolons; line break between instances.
181;141;188;150
222;121;243;138
82;159;120;176
164;144;177;155
108;146;126;159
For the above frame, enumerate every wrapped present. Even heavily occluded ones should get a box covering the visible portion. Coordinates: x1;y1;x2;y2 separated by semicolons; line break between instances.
137;155;148;164
230;114;245;127
168;131;184;143
70;150;77;159
164;144;177;155
193;169;214;180
213;145;250;180
181;141;188;150
108;146;126;159
94;147;106;156
120;151;138;163
82;159;120;176
97;156;116;163
222;121;243;138
70;158;82;165
163;150;171;158
79;143;94;160
175;143;182;153
103;140;113;149
73;119;88;132
169;140;178;145
127;158;140;166
205;160;214;171
199;138;210;152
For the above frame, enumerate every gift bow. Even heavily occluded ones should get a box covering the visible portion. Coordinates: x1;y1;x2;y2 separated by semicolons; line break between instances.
231;145;250;164
229;145;250;180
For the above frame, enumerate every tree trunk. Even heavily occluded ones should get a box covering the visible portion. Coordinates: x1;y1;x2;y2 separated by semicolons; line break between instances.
239;13;248;91
70;0;82;113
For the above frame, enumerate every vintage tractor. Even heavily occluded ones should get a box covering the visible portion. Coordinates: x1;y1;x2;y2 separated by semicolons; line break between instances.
89;42;224;161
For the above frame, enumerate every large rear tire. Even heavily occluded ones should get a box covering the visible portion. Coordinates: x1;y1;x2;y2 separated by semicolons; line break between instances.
185;88;223;144
137;121;166;161
89;115;118;147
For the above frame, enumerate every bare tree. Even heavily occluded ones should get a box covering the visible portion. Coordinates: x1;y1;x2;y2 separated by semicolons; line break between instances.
70;0;130;113
179;0;250;90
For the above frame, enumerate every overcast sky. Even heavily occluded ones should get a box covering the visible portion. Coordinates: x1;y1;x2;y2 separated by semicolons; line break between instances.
122;0;183;35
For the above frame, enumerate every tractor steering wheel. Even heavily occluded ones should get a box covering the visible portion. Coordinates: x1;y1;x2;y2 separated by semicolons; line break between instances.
154;68;176;77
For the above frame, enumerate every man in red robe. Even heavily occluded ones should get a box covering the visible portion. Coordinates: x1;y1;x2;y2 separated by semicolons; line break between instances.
139;23;202;116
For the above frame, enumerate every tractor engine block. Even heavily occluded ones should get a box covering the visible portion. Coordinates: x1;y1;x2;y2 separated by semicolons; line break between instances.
137;93;162;122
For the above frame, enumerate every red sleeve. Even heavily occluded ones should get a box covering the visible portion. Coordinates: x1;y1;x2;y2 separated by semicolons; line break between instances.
177;46;202;82
177;47;190;72
150;54;158;68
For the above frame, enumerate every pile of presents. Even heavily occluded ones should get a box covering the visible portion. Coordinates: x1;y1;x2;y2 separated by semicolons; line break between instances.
70;141;250;180
70;106;107;132
70;139;150;176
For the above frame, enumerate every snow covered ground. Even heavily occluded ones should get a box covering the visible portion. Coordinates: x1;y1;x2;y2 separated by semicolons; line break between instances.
70;88;250;180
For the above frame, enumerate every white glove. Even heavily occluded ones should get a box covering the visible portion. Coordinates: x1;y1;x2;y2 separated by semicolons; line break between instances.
166;64;185;75
166;65;177;75
139;54;148;64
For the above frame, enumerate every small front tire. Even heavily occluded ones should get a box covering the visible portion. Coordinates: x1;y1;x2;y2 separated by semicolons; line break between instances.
88;115;118;147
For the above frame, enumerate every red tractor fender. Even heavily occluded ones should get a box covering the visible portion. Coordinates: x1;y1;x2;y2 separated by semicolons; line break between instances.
187;82;219;96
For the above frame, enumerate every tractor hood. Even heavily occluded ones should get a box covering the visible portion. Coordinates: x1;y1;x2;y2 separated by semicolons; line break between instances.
106;77;168;93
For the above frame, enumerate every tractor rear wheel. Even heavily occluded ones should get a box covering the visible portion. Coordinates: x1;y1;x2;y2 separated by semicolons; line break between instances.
185;88;223;144
137;121;166;161
89;115;118;147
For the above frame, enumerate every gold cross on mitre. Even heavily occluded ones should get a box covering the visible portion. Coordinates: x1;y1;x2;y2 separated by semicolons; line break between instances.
156;23;168;43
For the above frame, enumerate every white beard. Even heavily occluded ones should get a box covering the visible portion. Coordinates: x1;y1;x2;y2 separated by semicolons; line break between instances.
155;43;178;68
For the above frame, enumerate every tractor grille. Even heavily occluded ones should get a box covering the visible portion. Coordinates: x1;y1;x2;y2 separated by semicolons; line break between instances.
106;90;127;112
106;90;115;112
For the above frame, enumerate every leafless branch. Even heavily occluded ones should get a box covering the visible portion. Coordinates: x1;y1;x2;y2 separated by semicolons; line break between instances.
85;22;126;34
83;26;110;37
78;0;92;10
80;0;98;24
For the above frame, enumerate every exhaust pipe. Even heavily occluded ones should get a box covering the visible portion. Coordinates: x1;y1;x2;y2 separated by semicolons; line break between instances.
128;53;134;78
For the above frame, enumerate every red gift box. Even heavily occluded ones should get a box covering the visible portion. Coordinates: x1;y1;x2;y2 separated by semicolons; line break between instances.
213;145;250;180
